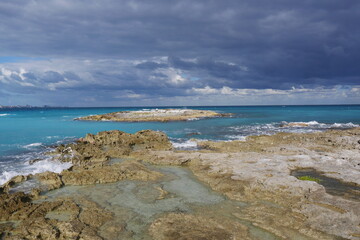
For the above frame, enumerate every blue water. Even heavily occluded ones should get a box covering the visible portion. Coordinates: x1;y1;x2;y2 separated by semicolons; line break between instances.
0;105;359;184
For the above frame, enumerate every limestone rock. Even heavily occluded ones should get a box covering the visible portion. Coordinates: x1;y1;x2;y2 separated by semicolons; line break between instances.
75;109;231;122
53;130;173;167
149;213;251;240
60;161;162;186
1;196;112;240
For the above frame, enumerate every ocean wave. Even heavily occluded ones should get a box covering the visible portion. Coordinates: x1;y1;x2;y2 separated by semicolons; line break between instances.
0;113;13;117
0;139;76;186
0;158;72;186
225;135;247;141
46;136;61;139
279;121;359;129
187;118;200;121
171;139;199;150
329;122;359;128
226;121;359;141
23;143;43;149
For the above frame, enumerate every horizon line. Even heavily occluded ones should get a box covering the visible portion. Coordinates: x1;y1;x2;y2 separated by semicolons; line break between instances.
1;103;360;109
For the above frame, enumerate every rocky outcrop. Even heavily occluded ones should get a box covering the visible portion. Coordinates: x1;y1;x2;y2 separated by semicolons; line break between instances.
53;130;172;166
75;109;231;122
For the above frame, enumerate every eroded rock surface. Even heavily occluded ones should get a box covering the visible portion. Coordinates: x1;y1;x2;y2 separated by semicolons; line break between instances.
53;129;172;166
0;192;112;239
75;109;231;122
1;128;360;239
140;128;360;239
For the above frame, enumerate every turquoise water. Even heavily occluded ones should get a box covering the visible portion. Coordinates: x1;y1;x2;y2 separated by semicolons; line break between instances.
0;105;359;184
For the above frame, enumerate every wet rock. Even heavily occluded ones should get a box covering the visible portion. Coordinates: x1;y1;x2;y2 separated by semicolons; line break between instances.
36;171;63;191
186;132;201;137
29;158;44;165
1;175;29;193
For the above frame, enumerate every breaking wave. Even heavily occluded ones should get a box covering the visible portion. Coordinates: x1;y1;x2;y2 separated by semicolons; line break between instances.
0;143;73;186
225;121;359;141
23;143;43;149
171;139;199;150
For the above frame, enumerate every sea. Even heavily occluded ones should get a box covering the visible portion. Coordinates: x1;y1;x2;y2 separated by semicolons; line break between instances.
0;105;359;185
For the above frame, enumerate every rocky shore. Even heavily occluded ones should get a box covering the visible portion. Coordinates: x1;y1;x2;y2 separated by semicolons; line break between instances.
75;109;231;122
1;128;360;239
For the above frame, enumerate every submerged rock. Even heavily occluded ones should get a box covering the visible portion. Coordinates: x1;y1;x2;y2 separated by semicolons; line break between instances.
149;213;251;240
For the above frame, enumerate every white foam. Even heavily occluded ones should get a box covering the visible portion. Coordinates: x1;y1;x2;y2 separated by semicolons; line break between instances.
172;140;198;150
135;109;190;115
225;135;247;141
283;121;359;129
23;143;43;149
0;159;72;185
330;122;359;128
46;136;60;139
301;121;319;125
226;121;359;141
0;113;11;117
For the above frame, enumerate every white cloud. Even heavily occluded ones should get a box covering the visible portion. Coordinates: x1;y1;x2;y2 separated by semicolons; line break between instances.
191;86;218;94
189;85;360;100
155;67;188;85
1;57;359;106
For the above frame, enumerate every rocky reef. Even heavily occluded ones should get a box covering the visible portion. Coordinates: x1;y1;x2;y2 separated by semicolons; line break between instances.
75;108;231;122
1;128;360;239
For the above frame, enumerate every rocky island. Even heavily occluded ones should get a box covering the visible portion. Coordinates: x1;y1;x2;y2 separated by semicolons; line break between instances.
75;108;231;122
1;128;360;239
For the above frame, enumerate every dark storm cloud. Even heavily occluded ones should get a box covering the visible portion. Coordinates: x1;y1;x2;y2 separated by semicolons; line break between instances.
0;0;360;105
135;62;168;70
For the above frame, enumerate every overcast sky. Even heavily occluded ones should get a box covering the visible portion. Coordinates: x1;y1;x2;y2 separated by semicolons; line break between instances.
0;0;359;106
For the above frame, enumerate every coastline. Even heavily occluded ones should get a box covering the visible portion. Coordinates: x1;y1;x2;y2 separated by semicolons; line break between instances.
1;127;360;239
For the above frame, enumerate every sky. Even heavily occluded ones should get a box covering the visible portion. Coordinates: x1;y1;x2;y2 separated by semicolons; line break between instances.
0;0;359;106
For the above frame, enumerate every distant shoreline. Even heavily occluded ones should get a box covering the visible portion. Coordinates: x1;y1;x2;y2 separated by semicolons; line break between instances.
1;104;359;110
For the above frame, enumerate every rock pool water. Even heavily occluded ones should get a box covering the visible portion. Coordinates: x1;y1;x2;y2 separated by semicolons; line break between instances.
291;168;360;201
36;165;314;239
